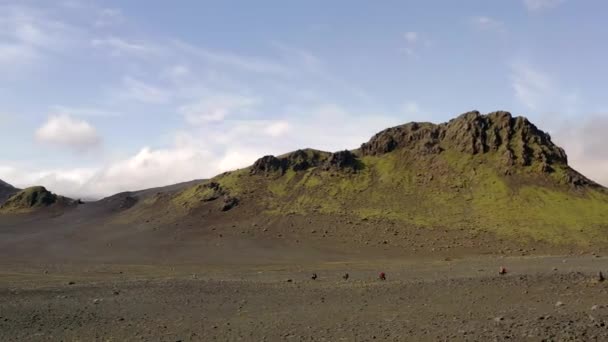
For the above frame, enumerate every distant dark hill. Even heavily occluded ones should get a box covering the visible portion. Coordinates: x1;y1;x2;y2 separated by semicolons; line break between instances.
0;179;19;206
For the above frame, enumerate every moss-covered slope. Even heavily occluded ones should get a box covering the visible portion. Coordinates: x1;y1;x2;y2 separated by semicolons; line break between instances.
169;110;608;245
0;186;74;213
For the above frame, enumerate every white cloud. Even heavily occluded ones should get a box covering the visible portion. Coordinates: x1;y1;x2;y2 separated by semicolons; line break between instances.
50;105;120;117
549;115;608;187
511;63;556;110
94;8;124;27
91;37;154;56
403;101;420;115
510;62;579;113
471;16;506;32
35;114;101;150
404;31;418;44
0;43;37;66
0;4;81;69
178;94;259;125
265;121;290;137
174;40;291;75
523;0;564;11
121;76;171;104
401;31;431;58
165;65;190;79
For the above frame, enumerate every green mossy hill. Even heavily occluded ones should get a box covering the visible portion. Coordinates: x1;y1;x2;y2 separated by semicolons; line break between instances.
173;110;608;245
0;186;71;213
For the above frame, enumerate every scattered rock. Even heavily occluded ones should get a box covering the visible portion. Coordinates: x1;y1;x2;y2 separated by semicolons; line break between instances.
555;301;565;307
221;196;239;212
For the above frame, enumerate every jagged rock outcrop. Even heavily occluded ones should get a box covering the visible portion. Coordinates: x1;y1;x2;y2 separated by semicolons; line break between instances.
323;150;359;172
441;111;567;168
360;122;442;156
360;110;571;173
250;155;286;176
285;149;328;171
250;149;332;175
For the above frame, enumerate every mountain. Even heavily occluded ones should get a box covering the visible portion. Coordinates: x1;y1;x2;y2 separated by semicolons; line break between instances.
2;110;608;258
0;186;75;213
145;110;606;247
0;179;19;206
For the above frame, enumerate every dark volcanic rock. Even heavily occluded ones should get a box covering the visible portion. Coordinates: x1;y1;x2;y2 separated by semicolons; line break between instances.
250;156;286;176
251;149;331;175
285;150;327;171
221;196;239;211
360;122;443;156
360;110;577;177
323;150;359;172
442;111;567;166
246;111;596;188
200;182;223;202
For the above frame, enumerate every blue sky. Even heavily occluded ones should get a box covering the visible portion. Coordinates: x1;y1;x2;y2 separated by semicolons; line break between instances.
1;0;607;198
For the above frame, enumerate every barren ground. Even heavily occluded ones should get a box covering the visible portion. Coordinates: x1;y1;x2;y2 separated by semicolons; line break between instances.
2;255;608;341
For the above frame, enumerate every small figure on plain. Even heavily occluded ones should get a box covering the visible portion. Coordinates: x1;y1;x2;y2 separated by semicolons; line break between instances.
599;271;605;282
379;272;386;281
343;273;349;280
499;266;507;275
311;273;318;280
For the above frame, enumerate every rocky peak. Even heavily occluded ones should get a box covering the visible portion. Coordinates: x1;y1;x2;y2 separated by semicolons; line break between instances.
323;150;359;172
250;155;286;176
250;149;332;175
442;111;567;167
360;110;569;172
360;121;441;156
